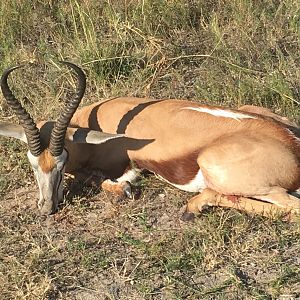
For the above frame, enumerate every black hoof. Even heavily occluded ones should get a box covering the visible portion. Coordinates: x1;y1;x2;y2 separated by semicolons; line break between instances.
181;211;195;222
201;205;211;211
124;182;133;199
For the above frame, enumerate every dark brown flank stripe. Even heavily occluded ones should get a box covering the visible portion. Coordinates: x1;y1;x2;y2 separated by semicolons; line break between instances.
88;104;103;132
135;151;200;185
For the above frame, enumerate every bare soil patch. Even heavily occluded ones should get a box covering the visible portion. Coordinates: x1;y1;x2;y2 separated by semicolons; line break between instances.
1;176;300;299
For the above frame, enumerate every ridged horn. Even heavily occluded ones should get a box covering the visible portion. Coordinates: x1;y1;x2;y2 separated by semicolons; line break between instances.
1;65;42;156
49;61;86;157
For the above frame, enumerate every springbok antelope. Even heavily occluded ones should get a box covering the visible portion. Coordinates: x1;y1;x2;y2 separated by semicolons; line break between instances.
1;63;300;220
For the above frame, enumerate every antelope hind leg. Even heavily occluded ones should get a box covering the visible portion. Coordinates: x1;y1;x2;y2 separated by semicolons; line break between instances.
181;188;299;222
181;189;220;221
253;187;300;215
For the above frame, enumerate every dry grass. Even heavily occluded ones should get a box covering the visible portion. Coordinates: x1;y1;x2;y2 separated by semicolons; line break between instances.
0;0;300;299
1;181;300;299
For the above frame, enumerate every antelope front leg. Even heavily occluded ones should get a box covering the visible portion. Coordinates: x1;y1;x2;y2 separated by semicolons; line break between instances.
101;180;133;198
101;168;141;199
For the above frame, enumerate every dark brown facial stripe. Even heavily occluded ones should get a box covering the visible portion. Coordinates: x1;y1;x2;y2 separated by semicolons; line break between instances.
135;151;199;185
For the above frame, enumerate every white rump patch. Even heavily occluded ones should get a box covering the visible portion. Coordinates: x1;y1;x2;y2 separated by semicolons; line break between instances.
182;106;256;121
157;169;207;193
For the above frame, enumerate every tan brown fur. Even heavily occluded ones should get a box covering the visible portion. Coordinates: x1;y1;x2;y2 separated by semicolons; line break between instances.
70;98;300;166
101;180;130;196
66;97;300;219
38;149;56;173
135;151;200;185
238;105;298;127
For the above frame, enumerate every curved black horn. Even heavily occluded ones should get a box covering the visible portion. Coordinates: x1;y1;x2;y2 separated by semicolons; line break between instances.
1;65;42;156
49;61;86;157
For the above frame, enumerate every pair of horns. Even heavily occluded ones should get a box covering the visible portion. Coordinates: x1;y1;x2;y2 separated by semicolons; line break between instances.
0;61;86;157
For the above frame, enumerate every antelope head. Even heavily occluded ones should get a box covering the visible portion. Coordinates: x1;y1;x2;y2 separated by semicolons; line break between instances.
0;62;122;215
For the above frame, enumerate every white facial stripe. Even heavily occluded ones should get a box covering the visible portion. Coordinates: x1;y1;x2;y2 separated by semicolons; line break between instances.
182;107;256;121
27;149;66;213
35;169;54;209
27;151;40;168
37;170;52;190
157;169;207;192
116;168;140;183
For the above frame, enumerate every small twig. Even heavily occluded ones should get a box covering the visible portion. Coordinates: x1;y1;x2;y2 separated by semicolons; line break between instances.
167;53;265;75
264;85;300;106
3;189;37;201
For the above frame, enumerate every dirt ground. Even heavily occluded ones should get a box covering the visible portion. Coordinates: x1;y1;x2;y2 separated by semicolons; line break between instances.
1;174;300;300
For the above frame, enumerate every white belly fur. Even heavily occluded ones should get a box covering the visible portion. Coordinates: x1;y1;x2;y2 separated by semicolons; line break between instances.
157;169;207;192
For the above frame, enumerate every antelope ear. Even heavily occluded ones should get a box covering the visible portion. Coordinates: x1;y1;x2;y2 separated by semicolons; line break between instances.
65;127;125;144
0;122;27;143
